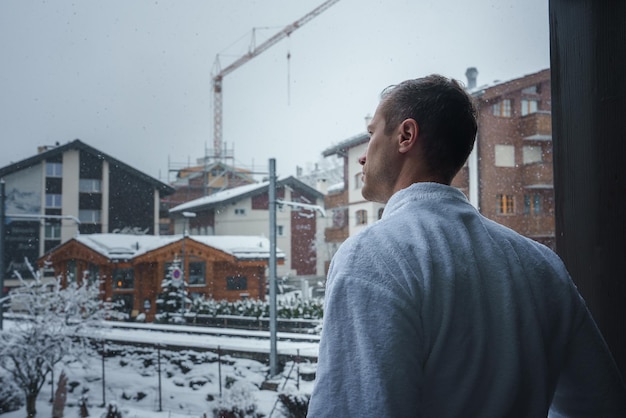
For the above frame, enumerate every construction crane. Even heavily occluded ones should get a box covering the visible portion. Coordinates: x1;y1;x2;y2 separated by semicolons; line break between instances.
211;0;340;158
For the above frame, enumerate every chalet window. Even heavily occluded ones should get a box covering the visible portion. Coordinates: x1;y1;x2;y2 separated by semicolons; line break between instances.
492;99;512;117
66;260;76;283
355;209;368;225
524;193;542;215
234;208;246;215
226;275;248;291
46;162;62;177
496;194;515;214
113;268;134;289
79;209;101;223
46;193;62;208
521;99;539;116
495;145;515;167
188;262;206;286
79;178;102;193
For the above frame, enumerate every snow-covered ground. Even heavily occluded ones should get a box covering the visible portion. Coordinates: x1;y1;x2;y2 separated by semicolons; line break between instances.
2;322;319;418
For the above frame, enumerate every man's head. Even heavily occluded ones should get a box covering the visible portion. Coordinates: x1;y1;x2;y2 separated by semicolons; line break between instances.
359;75;477;203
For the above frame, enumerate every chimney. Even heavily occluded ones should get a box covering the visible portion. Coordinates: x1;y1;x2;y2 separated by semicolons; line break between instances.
316;178;328;194
465;67;478;90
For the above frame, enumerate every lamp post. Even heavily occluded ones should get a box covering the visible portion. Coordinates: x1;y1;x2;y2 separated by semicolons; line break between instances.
269;159;278;376
0;180;5;330
180;211;196;319
268;160;325;376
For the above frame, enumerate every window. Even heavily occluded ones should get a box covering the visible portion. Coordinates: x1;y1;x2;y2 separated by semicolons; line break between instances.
277;225;284;236
354;172;364;189
355;209;368;225
46;162;62;177
113;268;134;289
45;193;62;208
524;194;542;215
522;85;538;94
378;207;384;220
496;194;515;214
188;262;206;286
521;99;539;116
234;208;246;215
66;260;76;283
492;99;512;117
495;145;516;167
79;178;102;193
523;145;543;164
226;275;248;291
79;209;101;223
45;223;61;240
84;264;99;284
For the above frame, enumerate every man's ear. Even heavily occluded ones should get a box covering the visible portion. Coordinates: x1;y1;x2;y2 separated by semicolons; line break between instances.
398;118;419;154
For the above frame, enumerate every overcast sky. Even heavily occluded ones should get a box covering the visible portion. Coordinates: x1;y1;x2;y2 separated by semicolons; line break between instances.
0;0;550;182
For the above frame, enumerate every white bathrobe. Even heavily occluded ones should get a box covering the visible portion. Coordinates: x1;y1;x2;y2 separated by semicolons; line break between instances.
308;182;625;417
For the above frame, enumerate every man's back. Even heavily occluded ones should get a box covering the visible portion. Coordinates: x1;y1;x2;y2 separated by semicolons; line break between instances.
309;182;626;417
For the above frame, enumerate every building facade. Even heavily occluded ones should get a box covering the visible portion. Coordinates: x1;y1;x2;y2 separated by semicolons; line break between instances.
322;133;385;238
0;139;174;283
453;68;555;249
322;69;555;249
169;176;327;279
40;233;280;322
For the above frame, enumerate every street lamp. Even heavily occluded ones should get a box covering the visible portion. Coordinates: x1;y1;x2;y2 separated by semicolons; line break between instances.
268;159;325;377
180;211;196;319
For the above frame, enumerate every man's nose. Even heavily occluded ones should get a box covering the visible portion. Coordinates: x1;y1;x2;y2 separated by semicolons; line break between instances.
358;154;366;166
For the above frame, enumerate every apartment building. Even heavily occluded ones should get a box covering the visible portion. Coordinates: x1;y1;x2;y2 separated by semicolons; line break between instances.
0;139;174;282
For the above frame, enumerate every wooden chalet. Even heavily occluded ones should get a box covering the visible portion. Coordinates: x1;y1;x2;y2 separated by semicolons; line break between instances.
38;233;284;322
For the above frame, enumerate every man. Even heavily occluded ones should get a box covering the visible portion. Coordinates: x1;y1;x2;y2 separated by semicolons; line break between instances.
308;75;626;417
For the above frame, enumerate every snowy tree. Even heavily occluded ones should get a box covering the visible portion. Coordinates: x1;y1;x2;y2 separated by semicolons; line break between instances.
155;257;190;323
0;262;108;418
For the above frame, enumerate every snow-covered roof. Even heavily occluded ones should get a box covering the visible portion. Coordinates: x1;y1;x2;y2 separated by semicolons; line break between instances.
75;233;284;261
171;181;268;213
169;175;323;214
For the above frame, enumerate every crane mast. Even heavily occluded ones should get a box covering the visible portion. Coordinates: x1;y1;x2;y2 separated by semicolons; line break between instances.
211;0;340;158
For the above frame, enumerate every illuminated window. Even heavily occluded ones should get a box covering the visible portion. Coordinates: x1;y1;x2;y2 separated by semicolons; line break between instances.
492;99;512;117
355;209;368;225
496;194;515;214
113;268;134;289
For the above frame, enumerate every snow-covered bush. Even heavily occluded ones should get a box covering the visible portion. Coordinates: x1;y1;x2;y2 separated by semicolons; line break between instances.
0;263;108;417
0;374;24;413
212;381;263;418
190;296;323;320
155;259;189;323
278;389;310;418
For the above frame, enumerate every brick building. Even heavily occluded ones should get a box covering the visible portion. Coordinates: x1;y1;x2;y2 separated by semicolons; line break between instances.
453;68;555;249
